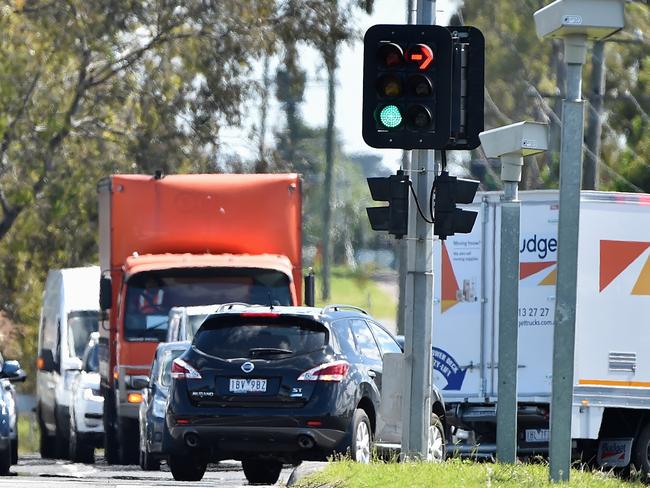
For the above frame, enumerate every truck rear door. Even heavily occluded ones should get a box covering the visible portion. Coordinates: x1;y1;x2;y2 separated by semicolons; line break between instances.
433;199;489;399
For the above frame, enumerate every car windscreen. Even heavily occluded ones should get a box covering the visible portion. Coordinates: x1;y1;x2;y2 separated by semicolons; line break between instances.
67;311;100;359
193;316;327;360
159;349;187;388
123;268;292;341
83;344;99;372
187;314;208;340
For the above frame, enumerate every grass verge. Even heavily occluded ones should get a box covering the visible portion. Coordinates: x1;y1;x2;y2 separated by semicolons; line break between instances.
17;413;39;454
315;267;397;323
293;459;647;488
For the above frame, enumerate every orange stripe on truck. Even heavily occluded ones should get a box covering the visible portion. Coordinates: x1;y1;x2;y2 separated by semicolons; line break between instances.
579;379;650;388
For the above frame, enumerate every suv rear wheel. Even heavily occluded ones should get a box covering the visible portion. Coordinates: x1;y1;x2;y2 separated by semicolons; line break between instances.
169;454;207;481
242;458;283;485
350;409;372;463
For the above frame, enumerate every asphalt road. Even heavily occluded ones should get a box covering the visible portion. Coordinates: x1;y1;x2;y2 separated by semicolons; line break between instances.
0;454;294;488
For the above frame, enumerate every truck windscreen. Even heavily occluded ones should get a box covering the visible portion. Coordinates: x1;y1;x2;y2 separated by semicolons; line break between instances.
123;269;292;341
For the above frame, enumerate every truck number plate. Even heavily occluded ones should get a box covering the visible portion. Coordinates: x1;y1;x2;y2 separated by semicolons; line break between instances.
525;429;549;443
229;378;267;393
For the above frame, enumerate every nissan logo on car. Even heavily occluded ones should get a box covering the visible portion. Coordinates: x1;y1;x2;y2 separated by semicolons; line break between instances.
241;361;255;373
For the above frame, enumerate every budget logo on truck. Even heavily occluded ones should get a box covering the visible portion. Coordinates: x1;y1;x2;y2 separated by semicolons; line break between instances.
600;240;650;295
519;234;557;286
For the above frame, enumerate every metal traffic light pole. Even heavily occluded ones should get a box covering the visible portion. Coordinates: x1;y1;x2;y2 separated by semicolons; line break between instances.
401;0;436;459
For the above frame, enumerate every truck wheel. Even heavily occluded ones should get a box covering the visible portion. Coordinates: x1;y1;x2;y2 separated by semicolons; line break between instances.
37;409;56;459
350;409;372;463
427;414;446;462
0;448;9;476
633;422;650;473
242;459;283;485
169;454;207;481
103;389;119;465
118;418;140;465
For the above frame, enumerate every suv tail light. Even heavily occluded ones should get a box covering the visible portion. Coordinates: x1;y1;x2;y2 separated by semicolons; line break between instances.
298;361;349;382
171;358;202;379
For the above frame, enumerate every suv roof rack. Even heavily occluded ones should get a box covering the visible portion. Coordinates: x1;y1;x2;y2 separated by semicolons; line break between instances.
321;304;368;315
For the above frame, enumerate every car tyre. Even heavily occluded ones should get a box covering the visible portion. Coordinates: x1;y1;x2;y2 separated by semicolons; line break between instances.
139;447;160;471
633;422;650;473
69;427;95;464
38;409;56;459
10;439;17;465
0;448;9;476
426;414;446;462
241;458;283;485
350;409;372;463
169;454;206;481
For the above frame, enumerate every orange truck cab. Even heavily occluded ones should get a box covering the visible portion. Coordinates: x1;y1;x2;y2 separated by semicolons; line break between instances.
97;173;303;464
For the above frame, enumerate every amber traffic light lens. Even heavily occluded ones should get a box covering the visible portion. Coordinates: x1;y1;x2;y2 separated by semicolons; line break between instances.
377;43;404;68
406;105;433;130
376;74;403;98
407;74;433;97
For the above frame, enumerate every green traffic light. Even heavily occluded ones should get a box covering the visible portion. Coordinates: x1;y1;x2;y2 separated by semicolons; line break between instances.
379;105;402;128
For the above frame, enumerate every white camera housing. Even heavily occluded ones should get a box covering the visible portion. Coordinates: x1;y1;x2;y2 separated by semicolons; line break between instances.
479;122;549;183
534;0;624;41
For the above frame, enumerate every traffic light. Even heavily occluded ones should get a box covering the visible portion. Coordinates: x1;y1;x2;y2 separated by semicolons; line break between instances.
362;25;453;150
366;170;410;239
433;171;479;240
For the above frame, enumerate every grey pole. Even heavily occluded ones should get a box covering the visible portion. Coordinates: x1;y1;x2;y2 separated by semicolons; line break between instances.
397;0;418;336
401;0;435;460
583;40;605;190
549;34;587;482
496;158;522;464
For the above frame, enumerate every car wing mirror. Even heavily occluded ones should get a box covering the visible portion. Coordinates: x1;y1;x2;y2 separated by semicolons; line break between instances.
131;375;150;390
2;360;27;383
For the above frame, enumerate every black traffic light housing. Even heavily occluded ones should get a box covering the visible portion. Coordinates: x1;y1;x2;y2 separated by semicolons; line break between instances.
362;25;453;150
433;171;479;240
366;170;410;239
362;24;484;151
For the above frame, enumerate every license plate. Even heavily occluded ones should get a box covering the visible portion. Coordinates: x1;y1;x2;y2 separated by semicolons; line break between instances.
525;428;549;443
229;378;267;393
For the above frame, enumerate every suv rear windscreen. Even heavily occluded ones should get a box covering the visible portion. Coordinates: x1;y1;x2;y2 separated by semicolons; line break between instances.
193;316;327;360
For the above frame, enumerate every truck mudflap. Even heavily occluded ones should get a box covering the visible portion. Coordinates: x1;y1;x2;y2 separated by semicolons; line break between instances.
597;438;634;468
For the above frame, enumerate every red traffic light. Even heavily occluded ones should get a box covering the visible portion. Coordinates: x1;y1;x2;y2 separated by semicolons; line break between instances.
406;44;434;70
377;43;403;68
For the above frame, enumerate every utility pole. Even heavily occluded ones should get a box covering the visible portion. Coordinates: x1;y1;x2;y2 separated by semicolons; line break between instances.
401;0;436;459
534;0;624;482
583;40;605;190
397;0;417;336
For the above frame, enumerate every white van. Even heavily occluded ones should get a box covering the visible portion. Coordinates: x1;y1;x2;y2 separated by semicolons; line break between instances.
36;266;101;459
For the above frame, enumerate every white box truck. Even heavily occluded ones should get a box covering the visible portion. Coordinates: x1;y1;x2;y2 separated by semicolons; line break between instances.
433;190;650;469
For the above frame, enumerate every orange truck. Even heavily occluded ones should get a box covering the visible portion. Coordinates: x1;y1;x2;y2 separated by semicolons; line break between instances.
97;173;305;464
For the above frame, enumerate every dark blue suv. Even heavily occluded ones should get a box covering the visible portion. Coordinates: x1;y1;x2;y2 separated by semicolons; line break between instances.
166;304;446;484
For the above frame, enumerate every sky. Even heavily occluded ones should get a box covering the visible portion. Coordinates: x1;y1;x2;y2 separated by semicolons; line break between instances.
219;0;461;170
